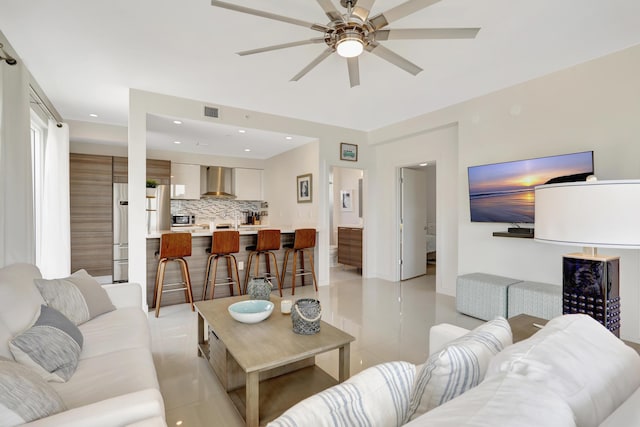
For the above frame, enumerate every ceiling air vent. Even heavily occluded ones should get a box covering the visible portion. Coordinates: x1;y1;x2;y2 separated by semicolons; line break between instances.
204;105;219;118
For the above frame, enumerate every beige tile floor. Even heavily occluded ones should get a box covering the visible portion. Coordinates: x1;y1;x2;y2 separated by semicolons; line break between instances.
148;266;483;427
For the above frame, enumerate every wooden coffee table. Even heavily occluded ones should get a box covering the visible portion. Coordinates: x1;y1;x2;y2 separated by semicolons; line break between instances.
195;295;355;427
508;313;640;354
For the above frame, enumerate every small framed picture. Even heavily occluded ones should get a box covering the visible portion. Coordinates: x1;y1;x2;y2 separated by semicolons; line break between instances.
340;143;358;161
340;190;353;211
297;173;312;203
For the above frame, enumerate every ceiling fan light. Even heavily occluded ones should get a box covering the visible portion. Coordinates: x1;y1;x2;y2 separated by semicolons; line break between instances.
336;34;364;58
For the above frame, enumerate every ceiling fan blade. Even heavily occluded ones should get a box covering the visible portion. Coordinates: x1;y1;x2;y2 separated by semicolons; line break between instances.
374;28;480;40
238;38;325;56
316;0;343;21
369;0;442;30
351;0;376;22
366;42;422;75
211;0;330;32
291;48;334;82
347;57;360;87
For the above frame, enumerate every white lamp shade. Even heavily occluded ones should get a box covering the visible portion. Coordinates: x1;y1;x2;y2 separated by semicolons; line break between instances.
534;180;640;248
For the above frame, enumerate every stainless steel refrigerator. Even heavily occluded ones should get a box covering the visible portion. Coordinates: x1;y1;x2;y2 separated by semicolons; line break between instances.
113;183;129;283
113;184;171;283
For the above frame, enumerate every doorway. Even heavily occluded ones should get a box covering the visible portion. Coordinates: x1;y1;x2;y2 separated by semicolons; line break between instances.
400;162;436;280
330;166;364;282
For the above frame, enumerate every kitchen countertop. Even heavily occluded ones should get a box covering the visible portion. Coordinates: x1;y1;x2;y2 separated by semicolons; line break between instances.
146;225;305;238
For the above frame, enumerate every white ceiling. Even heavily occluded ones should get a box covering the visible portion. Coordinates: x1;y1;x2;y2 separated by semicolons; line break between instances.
2;0;640;156
146;114;316;159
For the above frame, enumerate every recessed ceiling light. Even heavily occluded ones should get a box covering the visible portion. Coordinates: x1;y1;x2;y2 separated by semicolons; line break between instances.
244;148;251;152
173;141;182;145
173;120;182;125
419;162;428;166
285;136;293;140
238;129;246;134
89;113;98;118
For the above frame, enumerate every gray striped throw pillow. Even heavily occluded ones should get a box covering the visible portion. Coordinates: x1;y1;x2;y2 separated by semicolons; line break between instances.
406;317;512;422
0;357;66;426
9;305;83;382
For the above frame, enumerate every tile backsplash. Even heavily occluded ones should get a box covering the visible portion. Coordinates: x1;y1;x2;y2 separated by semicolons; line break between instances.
171;199;266;224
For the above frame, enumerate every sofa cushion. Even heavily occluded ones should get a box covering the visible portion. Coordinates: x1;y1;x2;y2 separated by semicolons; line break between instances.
78;307;151;359
406;317;512;421
0;263;46;338
34;269;115;326
0;357;66;426
403;372;576;427
486;314;640;427
9;305;83;383
267;361;416;427
51;347;159;409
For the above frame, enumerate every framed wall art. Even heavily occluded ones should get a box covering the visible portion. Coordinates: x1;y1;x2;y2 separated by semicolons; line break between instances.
340;143;358;161
340;189;353;211
297;173;312;203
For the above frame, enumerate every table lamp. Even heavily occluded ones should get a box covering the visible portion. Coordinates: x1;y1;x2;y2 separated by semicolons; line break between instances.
534;179;640;337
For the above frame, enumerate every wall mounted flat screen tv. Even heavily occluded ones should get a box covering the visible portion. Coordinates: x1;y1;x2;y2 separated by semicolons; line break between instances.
468;151;594;223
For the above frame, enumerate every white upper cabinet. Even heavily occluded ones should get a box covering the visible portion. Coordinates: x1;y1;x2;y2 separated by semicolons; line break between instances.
234;168;263;200
171;163;201;199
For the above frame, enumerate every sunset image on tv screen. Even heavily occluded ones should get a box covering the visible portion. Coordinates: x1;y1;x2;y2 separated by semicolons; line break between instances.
468;151;593;223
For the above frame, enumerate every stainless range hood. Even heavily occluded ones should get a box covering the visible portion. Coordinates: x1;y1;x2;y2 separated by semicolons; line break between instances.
201;166;236;198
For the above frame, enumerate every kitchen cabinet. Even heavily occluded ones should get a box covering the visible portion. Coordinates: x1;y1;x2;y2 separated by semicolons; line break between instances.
234;168;263;200
70;153;113;277
338;227;362;269
171;163;201;199
112;157;171;185
147;159;171;185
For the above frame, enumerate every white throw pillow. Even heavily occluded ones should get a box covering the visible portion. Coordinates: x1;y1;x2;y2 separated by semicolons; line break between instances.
486;314;640;427
403;372;577;427
34;269;115;325
406;317;512;421
268;361;416;427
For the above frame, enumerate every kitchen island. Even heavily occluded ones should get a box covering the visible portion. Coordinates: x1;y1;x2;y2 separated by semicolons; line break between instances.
146;227;318;308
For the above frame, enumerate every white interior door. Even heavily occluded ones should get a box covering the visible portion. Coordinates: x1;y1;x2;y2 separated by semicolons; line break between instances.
401;168;427;280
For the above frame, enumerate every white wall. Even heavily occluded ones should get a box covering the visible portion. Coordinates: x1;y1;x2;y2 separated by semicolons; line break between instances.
332;167;363;232
370;124;458;294
264;140;319;229
370;44;640;342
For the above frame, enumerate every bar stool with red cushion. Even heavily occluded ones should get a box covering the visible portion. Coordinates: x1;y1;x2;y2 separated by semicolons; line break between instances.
202;230;242;300
281;228;318;295
243;229;283;297
152;232;194;318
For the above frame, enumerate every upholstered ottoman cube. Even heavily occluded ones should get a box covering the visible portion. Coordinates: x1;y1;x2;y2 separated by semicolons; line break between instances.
508;281;562;320
456;273;522;321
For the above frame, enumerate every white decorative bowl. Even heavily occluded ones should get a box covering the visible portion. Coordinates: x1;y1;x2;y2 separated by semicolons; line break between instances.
228;300;274;324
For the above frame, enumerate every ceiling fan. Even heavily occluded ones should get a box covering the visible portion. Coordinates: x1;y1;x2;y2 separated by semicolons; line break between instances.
211;0;480;87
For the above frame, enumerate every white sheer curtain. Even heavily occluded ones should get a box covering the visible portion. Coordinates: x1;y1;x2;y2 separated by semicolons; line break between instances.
0;60;34;267
38;120;70;278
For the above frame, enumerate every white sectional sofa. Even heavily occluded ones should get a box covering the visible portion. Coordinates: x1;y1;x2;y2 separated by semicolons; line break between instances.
0;263;165;426
269;314;640;427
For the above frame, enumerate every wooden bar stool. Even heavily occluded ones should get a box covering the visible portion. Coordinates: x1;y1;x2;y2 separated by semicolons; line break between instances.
153;232;194;318
243;229;283;297
202;231;242;300
281;228;318;295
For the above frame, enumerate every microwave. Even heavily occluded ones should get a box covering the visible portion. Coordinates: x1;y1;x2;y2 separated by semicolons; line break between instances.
172;215;194;226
